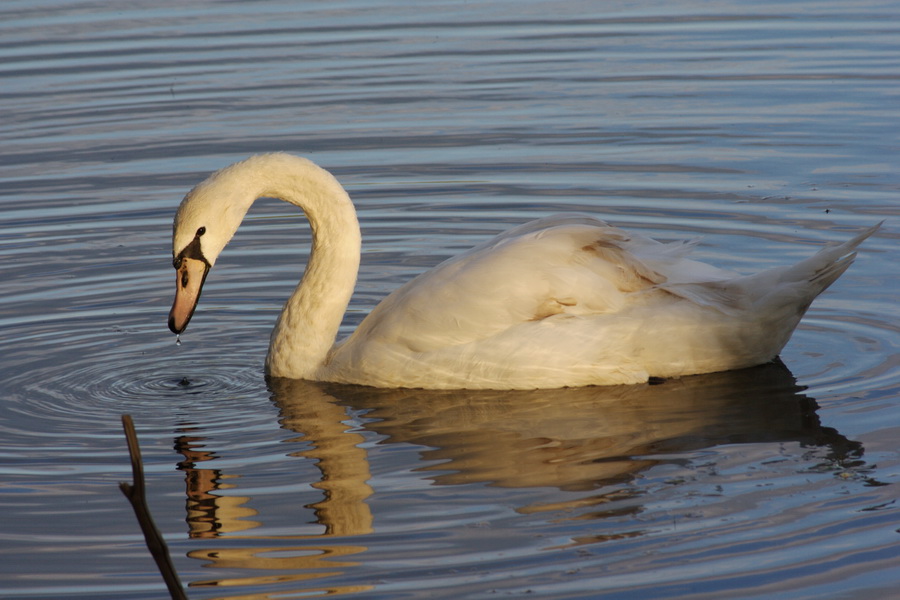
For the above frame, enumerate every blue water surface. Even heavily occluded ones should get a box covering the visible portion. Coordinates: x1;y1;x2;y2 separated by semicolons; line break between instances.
1;1;898;598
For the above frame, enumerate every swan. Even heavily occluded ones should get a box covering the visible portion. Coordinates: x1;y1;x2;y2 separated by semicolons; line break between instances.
168;153;878;390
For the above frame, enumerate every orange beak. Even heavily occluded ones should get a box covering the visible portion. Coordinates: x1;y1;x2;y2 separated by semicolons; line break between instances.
168;257;210;334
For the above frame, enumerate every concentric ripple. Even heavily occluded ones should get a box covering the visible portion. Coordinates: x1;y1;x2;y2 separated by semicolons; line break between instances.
1;317;274;456
790;310;900;398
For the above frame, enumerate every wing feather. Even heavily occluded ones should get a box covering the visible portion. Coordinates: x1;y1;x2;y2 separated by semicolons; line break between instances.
345;218;670;354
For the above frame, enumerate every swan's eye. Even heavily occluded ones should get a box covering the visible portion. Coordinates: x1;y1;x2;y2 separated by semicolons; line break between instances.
173;257;182;269
196;226;206;237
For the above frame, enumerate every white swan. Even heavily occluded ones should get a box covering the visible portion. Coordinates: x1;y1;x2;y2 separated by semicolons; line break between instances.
168;153;878;390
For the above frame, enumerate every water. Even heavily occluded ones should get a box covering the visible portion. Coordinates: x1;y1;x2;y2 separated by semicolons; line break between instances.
1;1;898;598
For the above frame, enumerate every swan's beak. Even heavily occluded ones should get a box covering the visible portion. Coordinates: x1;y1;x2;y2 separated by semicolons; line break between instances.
168;257;210;334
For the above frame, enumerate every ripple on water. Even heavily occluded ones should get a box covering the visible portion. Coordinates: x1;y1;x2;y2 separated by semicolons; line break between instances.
0;317;275;459
790;310;900;399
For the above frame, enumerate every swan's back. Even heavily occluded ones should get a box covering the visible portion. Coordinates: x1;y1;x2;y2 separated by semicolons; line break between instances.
349;216;693;351
321;217;877;389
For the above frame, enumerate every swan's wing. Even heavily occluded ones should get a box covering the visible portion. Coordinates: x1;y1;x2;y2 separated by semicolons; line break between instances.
345;217;707;353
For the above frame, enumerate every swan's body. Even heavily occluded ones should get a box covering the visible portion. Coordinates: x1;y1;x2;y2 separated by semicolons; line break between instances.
169;153;878;390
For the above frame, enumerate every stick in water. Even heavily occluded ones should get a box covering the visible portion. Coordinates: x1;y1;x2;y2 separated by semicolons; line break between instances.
119;414;188;600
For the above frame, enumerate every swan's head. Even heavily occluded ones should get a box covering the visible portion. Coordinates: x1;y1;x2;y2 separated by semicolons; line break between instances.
168;158;262;334
167;153;354;336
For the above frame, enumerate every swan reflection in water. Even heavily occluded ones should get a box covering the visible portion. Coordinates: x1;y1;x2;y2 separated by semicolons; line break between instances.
176;361;864;595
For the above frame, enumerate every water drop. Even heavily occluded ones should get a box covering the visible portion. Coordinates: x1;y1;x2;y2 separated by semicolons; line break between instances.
178;377;191;387
175;334;181;346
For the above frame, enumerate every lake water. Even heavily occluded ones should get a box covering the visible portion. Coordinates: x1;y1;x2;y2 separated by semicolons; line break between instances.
1;1;898;598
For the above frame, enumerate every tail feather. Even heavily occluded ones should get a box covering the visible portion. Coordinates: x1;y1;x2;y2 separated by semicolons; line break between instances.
738;222;880;357
781;221;882;292
807;251;855;290
661;222;881;315
745;222;881;324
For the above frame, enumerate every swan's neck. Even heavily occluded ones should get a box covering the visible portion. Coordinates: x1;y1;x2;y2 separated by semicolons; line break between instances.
252;158;361;378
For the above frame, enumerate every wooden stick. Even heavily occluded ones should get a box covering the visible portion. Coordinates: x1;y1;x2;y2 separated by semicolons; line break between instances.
119;414;188;600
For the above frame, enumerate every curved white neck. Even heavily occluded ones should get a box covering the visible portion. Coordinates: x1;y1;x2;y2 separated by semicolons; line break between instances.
249;157;361;378
176;154;361;379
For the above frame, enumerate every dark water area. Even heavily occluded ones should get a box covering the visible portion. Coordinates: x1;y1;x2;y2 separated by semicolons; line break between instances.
1;1;898;598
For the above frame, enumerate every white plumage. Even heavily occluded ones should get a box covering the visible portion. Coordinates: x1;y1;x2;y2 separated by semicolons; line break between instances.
168;153;878;389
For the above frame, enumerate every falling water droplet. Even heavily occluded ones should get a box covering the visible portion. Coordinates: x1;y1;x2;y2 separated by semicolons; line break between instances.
175;334;181;346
